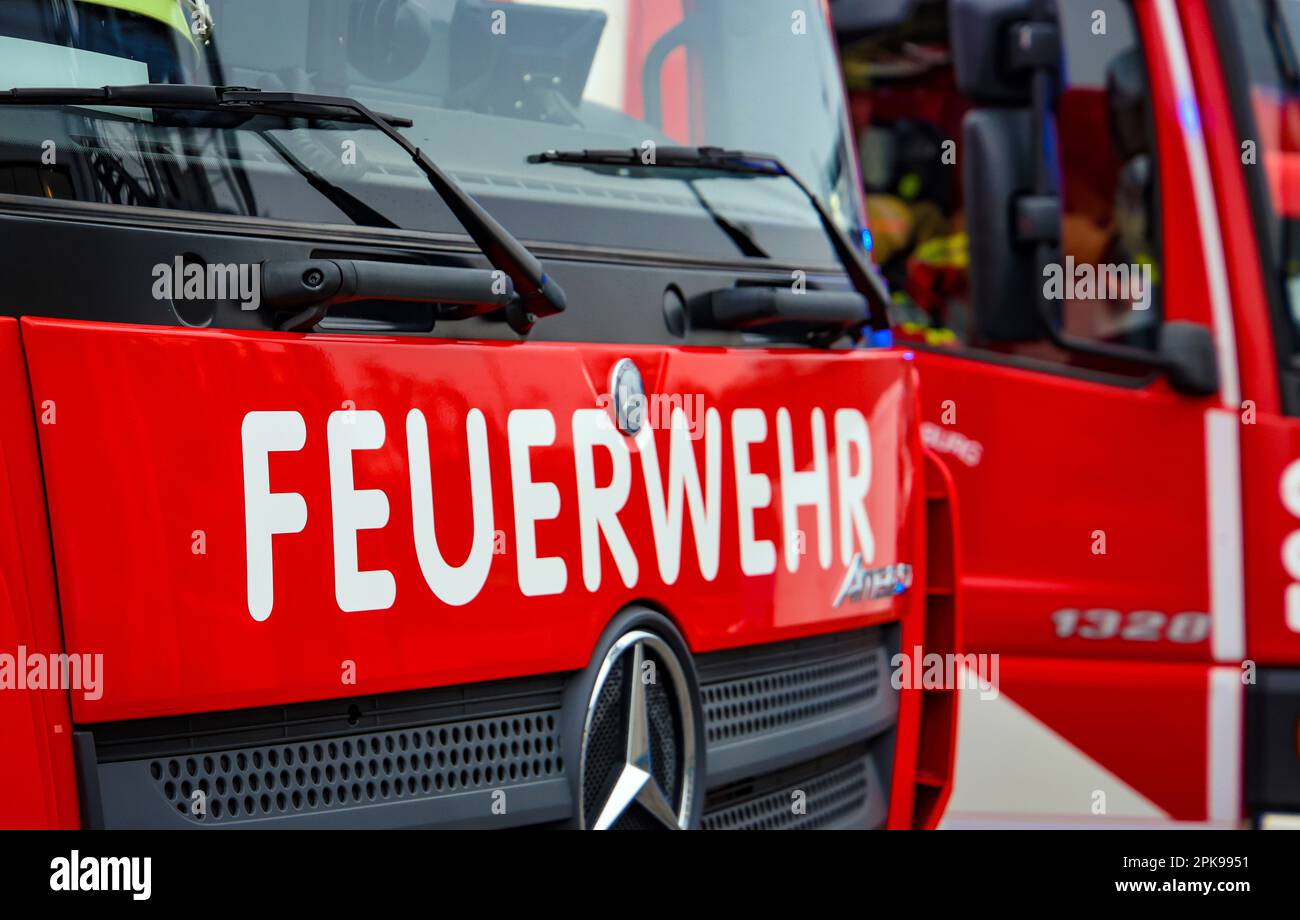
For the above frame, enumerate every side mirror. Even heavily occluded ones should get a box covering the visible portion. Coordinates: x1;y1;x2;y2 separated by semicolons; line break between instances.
955;0;1065;343
962;107;1052;341
952;0;1220;397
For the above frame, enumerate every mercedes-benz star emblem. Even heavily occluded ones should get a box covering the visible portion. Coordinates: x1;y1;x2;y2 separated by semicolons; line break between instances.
578;630;697;829
609;357;646;437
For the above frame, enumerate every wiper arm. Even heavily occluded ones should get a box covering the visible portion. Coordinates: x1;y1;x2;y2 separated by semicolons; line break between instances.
1;84;567;333
683;178;767;258
531;146;889;332
257;131;400;230
0;84;415;126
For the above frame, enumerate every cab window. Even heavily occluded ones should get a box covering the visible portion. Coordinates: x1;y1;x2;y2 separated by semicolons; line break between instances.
843;0;1161;372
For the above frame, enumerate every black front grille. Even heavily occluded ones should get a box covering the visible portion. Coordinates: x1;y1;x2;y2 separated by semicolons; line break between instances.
149;713;562;824
75;675;572;829
697;627;897;789
74;626;897;829
702;744;885;830
701;644;882;746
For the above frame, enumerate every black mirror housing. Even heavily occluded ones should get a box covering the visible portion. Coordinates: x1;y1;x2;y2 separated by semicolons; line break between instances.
963;107;1056;341
1159;321;1220;397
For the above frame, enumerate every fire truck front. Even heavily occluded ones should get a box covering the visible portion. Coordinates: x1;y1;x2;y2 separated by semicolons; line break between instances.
0;0;926;830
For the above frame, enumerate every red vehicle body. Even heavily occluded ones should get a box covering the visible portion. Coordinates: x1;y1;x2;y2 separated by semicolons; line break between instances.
4;0;1299;831
0;0;927;830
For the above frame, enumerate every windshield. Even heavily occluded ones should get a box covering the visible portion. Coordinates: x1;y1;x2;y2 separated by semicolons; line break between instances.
0;0;863;265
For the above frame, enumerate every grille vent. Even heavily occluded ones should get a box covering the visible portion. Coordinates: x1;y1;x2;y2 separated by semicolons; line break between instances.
150;713;562;824
702;752;874;831
702;647;883;746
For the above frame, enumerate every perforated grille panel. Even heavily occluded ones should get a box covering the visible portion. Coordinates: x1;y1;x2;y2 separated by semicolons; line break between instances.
645;678;680;800
148;712;562;823
582;664;625;823
702;752;874;830
701;645;883;746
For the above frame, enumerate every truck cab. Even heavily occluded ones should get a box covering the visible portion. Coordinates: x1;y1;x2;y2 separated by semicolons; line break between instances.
0;0;926;829
838;0;1300;827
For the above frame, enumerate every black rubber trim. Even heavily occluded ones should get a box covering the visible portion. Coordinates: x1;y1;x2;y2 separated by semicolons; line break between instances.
72;731;105;830
1245;668;1300;813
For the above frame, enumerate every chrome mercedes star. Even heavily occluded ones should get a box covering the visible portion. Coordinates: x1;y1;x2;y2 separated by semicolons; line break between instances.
581;631;697;830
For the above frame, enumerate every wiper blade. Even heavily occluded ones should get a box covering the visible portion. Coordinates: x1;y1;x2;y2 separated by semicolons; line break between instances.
258;131;399;230
0;84;414;126
532;146;889;332
683;178;768;258
3;85;403;230
1;85;567;333
534;146;787;171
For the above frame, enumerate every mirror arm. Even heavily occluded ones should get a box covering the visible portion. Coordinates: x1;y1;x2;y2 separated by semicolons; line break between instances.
642;20;693;129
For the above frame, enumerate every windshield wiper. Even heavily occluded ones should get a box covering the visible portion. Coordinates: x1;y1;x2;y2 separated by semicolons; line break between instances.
530;145;889;332
0;84;567;333
683;178;768;258
258;131;400;230
0;84;415;126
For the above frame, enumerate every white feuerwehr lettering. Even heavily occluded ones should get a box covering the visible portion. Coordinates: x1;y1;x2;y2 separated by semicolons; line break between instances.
732;408;776;576
328;409;395;612
240;404;881;618
636;406;722;584
508;409;567;597
573;408;638;590
242;411;308;621
777;407;831;572
835;408;875;565
407;408;494;606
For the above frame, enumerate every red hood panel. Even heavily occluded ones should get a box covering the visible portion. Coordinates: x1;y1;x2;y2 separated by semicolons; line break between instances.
21;318;918;722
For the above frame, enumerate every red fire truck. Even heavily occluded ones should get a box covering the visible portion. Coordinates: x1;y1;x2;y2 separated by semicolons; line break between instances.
0;0;927;830
1;0;1297;833
836;0;1300;827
